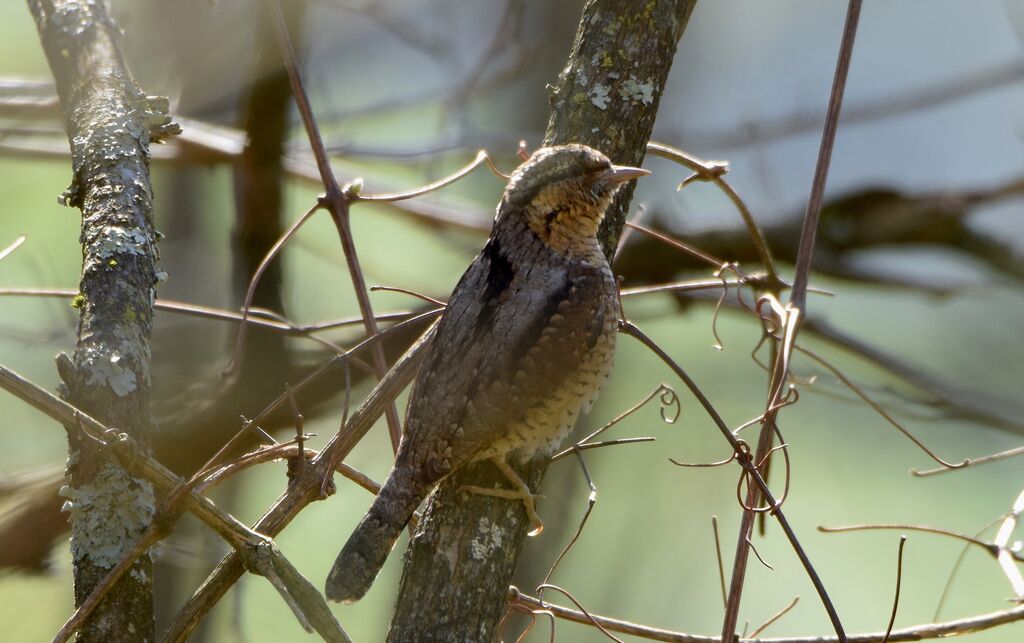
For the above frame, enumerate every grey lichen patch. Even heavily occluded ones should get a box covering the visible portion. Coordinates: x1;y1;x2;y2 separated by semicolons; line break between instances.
618;76;656;105
68;462;155;568
468;517;504;561
91;226;149;261
129;566;149;583
81;346;138;396
141;95;181;143
590;83;611;110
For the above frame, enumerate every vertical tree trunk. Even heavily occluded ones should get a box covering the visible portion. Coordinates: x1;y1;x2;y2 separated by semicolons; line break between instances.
388;2;696;641
26;1;176;640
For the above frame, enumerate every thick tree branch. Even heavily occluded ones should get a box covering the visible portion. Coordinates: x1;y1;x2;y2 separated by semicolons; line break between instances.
26;0;179;639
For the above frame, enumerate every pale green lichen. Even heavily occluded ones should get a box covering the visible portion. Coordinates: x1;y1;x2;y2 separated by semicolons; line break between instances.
68;462;156;568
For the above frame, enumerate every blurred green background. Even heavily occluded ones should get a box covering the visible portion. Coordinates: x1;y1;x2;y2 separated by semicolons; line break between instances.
1;1;1022;641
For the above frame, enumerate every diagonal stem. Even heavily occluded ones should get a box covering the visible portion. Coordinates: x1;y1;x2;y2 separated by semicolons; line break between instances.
264;0;404;451
721;2;862;640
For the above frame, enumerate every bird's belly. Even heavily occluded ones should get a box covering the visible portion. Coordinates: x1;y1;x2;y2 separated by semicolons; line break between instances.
475;325;616;463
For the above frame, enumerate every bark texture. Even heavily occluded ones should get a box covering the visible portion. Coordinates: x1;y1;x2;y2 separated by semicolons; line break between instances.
26;0;177;640
388;2;696;641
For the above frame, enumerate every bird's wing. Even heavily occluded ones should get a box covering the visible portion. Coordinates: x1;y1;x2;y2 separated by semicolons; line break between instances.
396;233;610;482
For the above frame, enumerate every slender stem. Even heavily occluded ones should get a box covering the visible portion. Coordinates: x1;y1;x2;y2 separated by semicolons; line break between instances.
790;0;863;310
620;321;846;641
264;0;404;451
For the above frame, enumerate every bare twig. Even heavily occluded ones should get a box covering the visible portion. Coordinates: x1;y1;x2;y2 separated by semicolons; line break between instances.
264;0;403;451
509;590;1024;642
620;321;844;639
722;3;861;639
0;363;349;642
818;523;1023;564
712;516;727;609
789;0;862;310
161;320;438;642
0;235;25;262
748;597;799;639
881;537;907;643
912;445;1024;477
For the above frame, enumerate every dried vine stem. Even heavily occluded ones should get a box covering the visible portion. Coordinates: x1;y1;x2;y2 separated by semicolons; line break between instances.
722;2;861;640
619;321;843;638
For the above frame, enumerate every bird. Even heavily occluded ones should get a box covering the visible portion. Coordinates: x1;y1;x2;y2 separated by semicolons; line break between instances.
325;144;648;604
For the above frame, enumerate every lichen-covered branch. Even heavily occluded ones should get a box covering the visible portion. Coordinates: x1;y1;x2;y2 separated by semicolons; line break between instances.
26;0;178;640
388;2;696;641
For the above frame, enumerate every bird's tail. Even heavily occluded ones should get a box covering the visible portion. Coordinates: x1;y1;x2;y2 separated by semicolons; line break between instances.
325;467;422;603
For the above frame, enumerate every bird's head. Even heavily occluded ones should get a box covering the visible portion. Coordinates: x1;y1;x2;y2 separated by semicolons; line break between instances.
499;144;649;258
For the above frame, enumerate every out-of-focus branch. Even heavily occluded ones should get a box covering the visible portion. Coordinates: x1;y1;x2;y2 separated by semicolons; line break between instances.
666;57;1024;150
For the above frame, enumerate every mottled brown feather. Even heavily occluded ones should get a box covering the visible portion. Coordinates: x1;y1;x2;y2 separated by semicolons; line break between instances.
326;145;630;603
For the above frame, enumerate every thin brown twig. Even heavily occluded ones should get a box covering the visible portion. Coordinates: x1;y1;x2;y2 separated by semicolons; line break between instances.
748;597;799;639
264;0;403;452
370;285;448;306
789;0;862;310
552;384;679;461
509;589;1024;643
354;149;509;202
645;142;780;288
796;344;967;470
932;517;1003;621
712;516;727;609
534;584;623;643
0;286;421;335
881;537;907;643
224;201;321;375
817;523;1023;563
539;450;597;594
624;221;725;268
722;2;861;638
912;445;1024;477
620;320;845;639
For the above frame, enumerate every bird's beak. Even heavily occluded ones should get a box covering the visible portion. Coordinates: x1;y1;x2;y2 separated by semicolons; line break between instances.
601;165;651;184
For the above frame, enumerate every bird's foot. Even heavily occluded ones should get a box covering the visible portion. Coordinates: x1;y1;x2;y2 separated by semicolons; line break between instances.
458;457;545;536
